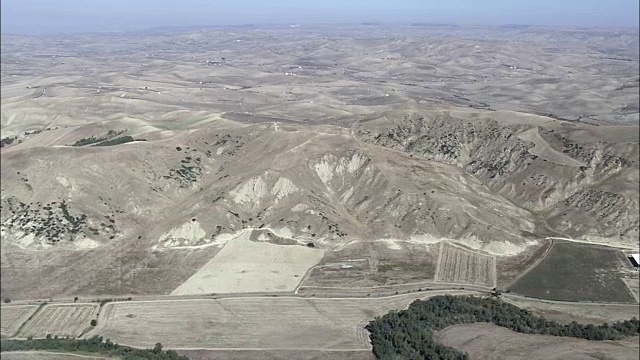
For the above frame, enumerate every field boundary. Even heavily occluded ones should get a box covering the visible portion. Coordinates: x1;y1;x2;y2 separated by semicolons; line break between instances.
433;241;444;282
545;237;639;251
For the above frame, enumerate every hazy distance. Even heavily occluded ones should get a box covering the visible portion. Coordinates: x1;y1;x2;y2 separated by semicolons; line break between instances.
2;0;639;34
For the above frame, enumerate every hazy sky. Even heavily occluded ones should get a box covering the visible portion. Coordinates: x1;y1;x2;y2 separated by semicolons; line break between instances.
2;0;639;34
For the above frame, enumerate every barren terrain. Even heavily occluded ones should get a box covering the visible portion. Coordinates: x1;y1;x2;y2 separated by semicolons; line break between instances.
1;23;639;358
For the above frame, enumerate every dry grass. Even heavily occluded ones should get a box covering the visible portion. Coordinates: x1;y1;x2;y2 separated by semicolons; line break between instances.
0;305;39;337
0;352;113;360
436;323;639;360
16;304;98;339
503;296;640;325
86;291;474;349
434;242;496;287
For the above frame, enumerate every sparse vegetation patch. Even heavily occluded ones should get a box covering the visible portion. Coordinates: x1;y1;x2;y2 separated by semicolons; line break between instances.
1;198;101;245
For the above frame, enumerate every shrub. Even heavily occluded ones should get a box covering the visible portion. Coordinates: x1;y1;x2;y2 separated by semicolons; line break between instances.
90;319;97;327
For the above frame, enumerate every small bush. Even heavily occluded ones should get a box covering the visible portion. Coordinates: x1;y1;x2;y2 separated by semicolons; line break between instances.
3;298;11;303
90;319;97;327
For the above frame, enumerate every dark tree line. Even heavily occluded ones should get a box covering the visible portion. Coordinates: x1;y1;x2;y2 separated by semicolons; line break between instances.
366;295;640;360
94;135;136;146
1;335;190;360
0;136;17;147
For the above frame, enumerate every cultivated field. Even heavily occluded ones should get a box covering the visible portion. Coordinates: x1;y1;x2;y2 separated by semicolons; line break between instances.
16;304;98;339
87;291;476;349
510;241;636;303
0;305;39;337
496;240;554;288
434;242;496;287
171;230;325;295
436;323;640;360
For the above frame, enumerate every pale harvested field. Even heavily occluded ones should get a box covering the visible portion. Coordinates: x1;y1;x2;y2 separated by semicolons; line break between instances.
0;351;113;360
503;296;640;325
89;291;476;349
0;305;39;337
16;303;98;339
171;230;325;295
436;323;639;360
435;242;496;287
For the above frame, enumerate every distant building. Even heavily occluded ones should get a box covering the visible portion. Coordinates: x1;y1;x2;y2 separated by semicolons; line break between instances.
628;253;640;268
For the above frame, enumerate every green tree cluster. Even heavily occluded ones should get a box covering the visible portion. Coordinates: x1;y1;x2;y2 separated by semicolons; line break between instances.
366;295;640;360
94;136;135;146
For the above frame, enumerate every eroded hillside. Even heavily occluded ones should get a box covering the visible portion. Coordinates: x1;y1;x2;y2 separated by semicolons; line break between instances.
355;108;639;244
1;106;637;299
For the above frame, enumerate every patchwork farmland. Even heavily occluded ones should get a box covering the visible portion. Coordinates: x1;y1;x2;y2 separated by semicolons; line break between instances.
15;304;98;339
434;242;497;287
510;241;637;303
1;305;39;338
